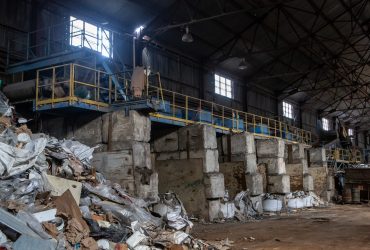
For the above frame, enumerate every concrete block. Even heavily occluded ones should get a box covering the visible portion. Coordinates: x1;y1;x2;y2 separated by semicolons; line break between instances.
303;173;314;191
230;132;255;155
208;199;221;221
267;175;290;194
204;172;225;198
156;152;180;160
203;149;220;173
131;142;151;169
203;125;218;149
181;150;220;172
327;176;335;191
102;110;150;143
178;124;217;151
245;173;263;195
256;139;285;158
73;115;103;146
135;172;159;202
301;159;308;174
245;153;257;174
92;151;134;184
258;157;286;175
250;195;263;214
292;144;305;160
309;147;326;163
153;131;178;152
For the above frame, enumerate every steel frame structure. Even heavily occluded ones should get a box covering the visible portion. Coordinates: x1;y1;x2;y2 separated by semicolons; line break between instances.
143;0;370;130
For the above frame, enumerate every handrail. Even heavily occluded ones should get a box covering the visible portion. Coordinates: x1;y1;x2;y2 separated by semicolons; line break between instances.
35;63;117;110
35;63;312;144
145;79;312;144
326;148;362;163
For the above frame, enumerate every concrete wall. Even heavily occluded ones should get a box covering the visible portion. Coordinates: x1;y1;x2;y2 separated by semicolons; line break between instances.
39;110;157;201
309;167;329;198
153;124;225;221
219;162;246;199
286;164;304;192
257;138;290;194
156;159;208;219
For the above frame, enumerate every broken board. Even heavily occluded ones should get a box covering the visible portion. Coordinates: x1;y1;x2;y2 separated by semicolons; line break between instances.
46;174;82;204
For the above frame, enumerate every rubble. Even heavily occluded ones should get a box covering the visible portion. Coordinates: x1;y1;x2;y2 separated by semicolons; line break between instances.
0;93;220;250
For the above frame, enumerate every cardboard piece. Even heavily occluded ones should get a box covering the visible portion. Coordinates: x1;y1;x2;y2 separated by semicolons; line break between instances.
54;190;89;232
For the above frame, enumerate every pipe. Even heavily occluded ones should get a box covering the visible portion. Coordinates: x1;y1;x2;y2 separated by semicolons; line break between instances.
3;79;35;101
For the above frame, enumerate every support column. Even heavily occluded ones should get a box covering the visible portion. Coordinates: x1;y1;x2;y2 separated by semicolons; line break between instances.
92;110;157;202
294;144;313;192
154;124;225;221
257;138;290;194
231;132;263;213
308;147;333;202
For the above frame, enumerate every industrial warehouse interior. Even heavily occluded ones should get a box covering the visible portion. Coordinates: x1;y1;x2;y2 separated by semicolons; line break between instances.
0;0;370;249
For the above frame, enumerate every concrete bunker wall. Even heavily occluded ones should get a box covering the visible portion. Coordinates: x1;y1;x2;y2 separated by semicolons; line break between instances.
38;110;157;201
153;124;224;221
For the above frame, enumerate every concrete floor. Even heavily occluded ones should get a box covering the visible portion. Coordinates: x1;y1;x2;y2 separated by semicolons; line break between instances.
193;205;370;249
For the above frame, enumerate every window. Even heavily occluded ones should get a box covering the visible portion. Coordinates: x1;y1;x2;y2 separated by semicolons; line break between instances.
322;118;329;131
348;128;353;136
283;101;293;119
215;74;232;98
69;16;112;57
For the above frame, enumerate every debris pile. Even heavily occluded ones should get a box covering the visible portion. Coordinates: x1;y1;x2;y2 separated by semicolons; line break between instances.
220;189;326;219
0;96;215;250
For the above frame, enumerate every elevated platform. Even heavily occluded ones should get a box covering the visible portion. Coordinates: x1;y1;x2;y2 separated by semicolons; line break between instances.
7;49;97;74
29;62;312;144
34;97;110;113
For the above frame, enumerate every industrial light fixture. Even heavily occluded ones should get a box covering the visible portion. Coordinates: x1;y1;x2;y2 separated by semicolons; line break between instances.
134;25;144;35
238;58;247;70
182;26;194;43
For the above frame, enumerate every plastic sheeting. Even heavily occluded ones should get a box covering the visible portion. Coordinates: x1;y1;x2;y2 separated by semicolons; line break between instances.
97;201;162;228
61;140;96;165
0;138;47;177
234;191;261;218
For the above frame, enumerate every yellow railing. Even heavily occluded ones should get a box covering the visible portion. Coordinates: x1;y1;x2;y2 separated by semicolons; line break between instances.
146;79;312;144
35;64;312;144
326;148;362;163
36;63;119;109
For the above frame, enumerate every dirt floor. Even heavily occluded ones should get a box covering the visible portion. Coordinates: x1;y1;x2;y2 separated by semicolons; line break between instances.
193;204;370;250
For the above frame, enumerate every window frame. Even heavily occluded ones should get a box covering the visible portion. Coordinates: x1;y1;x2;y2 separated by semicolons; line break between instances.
214;74;233;99
282;101;293;119
69;16;112;58
322;118;329;131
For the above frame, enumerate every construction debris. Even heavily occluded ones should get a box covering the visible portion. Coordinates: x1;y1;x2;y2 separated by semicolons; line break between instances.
0;93;219;250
